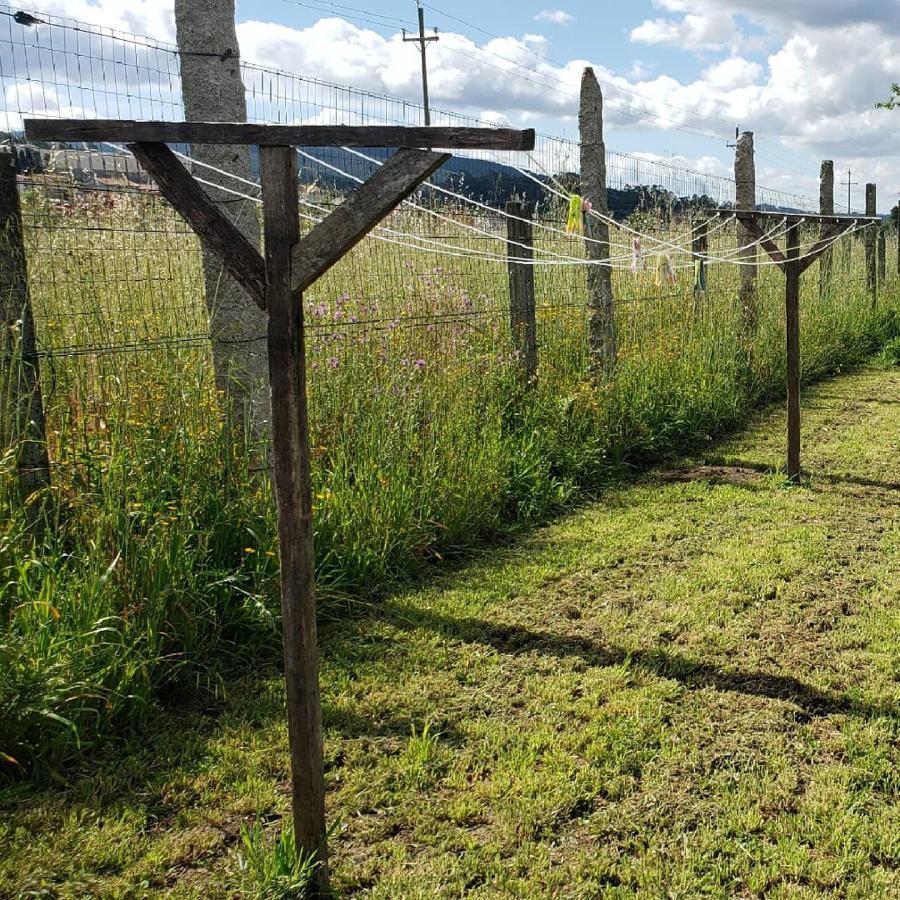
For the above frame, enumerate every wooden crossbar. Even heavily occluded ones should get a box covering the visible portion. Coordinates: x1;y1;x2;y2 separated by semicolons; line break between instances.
24;118;535;150
712;207;879;225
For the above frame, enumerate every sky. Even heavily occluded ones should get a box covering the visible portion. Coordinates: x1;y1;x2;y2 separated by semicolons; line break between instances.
8;0;900;210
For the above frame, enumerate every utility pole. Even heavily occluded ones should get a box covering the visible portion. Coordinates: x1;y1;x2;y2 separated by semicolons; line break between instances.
403;2;438;125
842;168;858;214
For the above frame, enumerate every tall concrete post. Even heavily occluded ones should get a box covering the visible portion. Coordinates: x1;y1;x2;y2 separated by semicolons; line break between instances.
175;0;269;438
819;160;834;298
579;67;616;377
735;131;757;333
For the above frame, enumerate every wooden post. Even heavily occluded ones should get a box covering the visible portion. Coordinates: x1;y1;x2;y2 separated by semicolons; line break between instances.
896;206;900;276
865;183;877;302
23;117;534;891
877;230;886;286
506;201;538;386
785;219;801;483
0;149;50;509
819;161;833;297
259;145;328;891
579;67;616;377
735;131;757;333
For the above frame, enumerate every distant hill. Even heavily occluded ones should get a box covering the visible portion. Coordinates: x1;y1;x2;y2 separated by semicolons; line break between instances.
5;133;817;220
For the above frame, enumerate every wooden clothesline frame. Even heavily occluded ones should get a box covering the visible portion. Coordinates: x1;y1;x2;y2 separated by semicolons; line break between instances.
712;208;881;481
24;117;535;897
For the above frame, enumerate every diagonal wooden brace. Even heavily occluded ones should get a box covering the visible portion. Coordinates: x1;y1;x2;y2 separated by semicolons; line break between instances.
130;143;449;307
743;219;786;270
290;149;449;298
797;225;846;275
128;142;268;308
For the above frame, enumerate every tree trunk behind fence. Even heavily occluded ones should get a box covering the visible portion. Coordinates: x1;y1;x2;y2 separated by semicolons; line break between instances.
579;68;616;377
0;150;50;507
865;183;877;302
819;160;834;297
175;0;270;439
506;201;538;386
735;131;757;333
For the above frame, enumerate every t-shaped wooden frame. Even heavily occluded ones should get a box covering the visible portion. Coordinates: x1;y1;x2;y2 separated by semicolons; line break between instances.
25;118;535;895
712;209;880;482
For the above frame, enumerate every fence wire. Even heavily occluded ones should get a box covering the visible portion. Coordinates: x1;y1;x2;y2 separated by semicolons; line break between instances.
1;3;897;490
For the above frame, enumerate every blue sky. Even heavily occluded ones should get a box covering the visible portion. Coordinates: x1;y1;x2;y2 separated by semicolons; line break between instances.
237;1;748;155
220;0;898;210
8;0;900;209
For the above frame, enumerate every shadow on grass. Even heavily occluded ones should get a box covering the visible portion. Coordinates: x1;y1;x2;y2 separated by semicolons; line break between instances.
350;600;897;723
701;456;900;493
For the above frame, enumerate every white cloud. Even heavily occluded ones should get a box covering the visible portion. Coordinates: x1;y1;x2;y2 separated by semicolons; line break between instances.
533;9;574;26
29;0;175;41
628;60;655;81
702;57;762;90
630;11;739;49
5;0;900;204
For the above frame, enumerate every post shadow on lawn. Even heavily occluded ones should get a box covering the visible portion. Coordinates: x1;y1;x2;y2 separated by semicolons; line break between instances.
333;602;897;724
701;457;900;492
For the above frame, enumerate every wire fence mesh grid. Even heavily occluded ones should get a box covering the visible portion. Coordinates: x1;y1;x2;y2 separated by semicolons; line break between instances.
1;2;897;483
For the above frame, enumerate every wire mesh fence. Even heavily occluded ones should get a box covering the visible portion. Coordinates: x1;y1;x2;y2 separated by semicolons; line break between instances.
2;3;898;538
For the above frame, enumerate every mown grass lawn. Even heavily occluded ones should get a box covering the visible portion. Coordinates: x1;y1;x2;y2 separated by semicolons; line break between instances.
2;363;898;899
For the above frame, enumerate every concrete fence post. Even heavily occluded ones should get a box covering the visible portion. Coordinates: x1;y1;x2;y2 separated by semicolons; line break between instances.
579;67;616;378
735;131;757;333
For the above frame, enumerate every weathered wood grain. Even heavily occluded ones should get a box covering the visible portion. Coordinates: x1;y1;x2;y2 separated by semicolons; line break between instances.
26;119;536;150
785;221;801;482
290;149;449;297
259;145;329;894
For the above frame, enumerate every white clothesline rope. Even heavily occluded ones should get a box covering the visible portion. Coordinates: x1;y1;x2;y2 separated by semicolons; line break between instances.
102;142;871;273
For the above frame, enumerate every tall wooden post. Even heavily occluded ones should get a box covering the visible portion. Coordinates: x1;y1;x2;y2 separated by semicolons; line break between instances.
785;220;801;483
896;207;900;276
735;131;757;332
579;67;616;377
865;183;877;302
506;201;538;386
23;116;533;894
0;150;50;508
819;161;833;297
259;145;328;891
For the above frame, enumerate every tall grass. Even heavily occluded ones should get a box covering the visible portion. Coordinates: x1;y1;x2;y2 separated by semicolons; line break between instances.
1;186;898;775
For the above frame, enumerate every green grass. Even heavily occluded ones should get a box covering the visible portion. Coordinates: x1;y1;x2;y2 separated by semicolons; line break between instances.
1;190;898;775
1;364;897;897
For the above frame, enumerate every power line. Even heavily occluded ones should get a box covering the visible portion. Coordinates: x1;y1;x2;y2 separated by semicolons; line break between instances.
402;3;439;126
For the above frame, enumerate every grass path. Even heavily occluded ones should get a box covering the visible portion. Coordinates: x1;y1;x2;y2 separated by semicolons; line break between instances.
2;365;898;898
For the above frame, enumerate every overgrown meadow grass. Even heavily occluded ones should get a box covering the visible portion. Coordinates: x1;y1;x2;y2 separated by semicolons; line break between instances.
1;186;898;776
